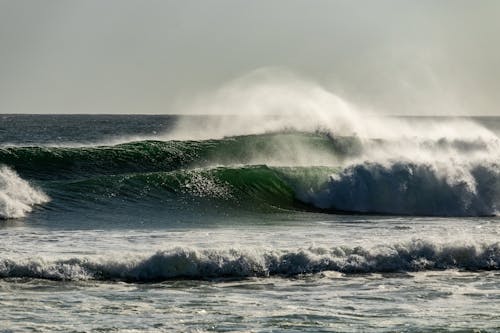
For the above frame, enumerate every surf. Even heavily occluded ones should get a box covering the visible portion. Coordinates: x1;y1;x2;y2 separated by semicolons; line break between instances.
2;75;500;218
0;165;49;219
2;131;500;217
1;239;499;282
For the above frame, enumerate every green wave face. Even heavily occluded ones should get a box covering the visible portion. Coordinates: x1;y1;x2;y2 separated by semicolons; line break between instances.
0;132;351;215
45;165;338;213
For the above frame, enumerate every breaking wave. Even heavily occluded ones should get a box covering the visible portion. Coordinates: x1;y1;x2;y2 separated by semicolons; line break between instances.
0;166;49;219
1;240;499;282
303;161;500;216
2;127;500;217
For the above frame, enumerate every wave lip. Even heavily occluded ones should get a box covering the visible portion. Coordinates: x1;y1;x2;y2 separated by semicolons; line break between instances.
1;241;499;282
0;165;49;219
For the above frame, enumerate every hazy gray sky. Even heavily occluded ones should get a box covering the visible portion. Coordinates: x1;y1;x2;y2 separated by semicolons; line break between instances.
0;0;499;115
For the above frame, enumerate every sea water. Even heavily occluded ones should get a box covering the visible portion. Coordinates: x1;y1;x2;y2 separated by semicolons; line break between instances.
0;114;499;332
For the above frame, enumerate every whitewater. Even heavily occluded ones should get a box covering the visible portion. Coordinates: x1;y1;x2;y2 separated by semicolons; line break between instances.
1;81;500;331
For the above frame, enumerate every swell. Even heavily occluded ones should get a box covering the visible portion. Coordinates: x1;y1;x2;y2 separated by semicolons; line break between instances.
1;240;499;282
0;132;358;180
3;131;500;217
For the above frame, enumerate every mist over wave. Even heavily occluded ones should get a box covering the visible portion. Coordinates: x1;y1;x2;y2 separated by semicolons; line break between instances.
162;70;500;216
168;70;496;141
166;71;500;179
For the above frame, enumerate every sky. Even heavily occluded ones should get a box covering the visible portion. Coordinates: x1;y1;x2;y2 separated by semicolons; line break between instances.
0;0;499;115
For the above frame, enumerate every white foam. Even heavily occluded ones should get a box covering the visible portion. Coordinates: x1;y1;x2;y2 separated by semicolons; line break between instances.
300;161;500;216
0;240;498;281
0;165;50;219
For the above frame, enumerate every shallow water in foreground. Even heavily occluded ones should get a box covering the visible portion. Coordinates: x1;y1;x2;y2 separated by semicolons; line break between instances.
1;215;499;332
3;270;499;332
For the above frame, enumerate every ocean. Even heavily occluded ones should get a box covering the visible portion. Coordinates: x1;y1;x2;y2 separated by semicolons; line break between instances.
1;114;499;332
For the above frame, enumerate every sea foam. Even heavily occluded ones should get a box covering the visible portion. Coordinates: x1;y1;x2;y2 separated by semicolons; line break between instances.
1;240;498;282
303;161;500;216
0;165;49;219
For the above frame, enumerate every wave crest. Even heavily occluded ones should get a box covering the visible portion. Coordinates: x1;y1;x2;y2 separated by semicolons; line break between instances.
0;166;49;219
305;162;500;216
1;240;498;282
3;131;500;217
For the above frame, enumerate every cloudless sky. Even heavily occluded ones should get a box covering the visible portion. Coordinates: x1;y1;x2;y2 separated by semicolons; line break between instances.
0;0;499;115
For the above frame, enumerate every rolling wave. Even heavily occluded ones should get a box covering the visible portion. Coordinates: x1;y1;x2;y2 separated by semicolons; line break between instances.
0;166;49;219
44;161;500;216
0;132;357;180
1;240;498;282
303;162;500;216
2;131;500;217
